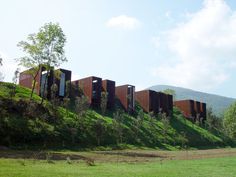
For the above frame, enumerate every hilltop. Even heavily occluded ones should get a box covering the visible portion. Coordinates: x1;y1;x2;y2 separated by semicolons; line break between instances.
149;85;236;116
0;82;229;149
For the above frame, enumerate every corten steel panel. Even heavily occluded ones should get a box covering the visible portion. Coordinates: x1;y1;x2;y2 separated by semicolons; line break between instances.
53;69;72;98
73;76;102;107
102;80;115;109
174;100;196;120
200;102;207;120
157;92;168;114
116;85;135;112
135;90;159;113
19;67;43;95
167;94;173;116
194;101;201;121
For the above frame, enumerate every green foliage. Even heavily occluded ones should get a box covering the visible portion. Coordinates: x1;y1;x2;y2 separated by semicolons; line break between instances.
223;102;236;140
100;92;108;116
0;82;230;149
17;22;67;102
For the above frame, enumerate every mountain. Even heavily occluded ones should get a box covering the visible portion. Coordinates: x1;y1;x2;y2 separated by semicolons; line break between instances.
149;85;236;116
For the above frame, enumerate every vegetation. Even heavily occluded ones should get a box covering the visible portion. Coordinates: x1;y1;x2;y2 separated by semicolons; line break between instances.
0;82;230;149
17;22;67;103
0;154;236;177
224;102;236;140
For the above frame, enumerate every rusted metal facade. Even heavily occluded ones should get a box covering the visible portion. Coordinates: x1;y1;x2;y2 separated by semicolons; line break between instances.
194;101;201;121
19;67;44;95
115;85;135;112
135;90;159;113
102;79;115;109
167;94;173;116
53;69;71;98
19;67;71;99
200;102;207;120
174;100;196;120
73;76;102;107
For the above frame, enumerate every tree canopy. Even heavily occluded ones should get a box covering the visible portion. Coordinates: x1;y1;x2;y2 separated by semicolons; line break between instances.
223;102;236;140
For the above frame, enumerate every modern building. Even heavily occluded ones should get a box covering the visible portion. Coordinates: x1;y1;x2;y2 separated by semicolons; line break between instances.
72;76;102;107
135;90;159;113
19;66;71;99
174;100;196;120
174;100;207;122
102;79;115;109
115;84;135;112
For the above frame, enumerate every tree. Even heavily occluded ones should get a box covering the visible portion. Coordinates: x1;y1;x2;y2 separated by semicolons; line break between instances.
0;57;3;81
112;110;124;144
94;119;106;146
17;22;67;103
206;107;223;133
223;102;236;140
100;92;108;116
9;68;20;98
75;95;90;119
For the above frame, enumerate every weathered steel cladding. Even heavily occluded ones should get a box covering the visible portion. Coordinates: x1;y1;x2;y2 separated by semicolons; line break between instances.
19;67;43;95
135;90;159;113
73;76;102;107
102;80;115;109
53;69;71;98
200;102;207;120
174;100;196;120
115;85;135;112
194;101;201;121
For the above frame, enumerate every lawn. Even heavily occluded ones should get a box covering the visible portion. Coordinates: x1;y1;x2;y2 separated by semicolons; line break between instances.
0;149;236;177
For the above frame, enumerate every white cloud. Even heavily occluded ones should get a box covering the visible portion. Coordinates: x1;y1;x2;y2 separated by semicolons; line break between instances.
165;11;172;19
152;0;236;90
106;15;141;30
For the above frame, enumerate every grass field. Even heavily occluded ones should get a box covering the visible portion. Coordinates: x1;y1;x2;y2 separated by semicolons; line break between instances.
0;148;236;177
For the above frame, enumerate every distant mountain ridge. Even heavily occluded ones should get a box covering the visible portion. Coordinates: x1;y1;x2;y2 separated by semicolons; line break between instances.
149;85;236;116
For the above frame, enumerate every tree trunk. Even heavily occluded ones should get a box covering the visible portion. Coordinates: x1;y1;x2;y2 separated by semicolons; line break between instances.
40;70;49;105
30;67;40;99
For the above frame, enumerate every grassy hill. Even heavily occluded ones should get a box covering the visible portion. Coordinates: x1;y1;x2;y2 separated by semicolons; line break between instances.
149;85;236;116
0;82;230;149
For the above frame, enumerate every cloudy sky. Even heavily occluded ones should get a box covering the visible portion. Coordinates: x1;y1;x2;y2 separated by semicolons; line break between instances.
1;0;236;98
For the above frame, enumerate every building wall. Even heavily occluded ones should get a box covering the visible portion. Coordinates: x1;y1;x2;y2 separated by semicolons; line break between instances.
116;85;135;112
75;76;102;107
174;100;195;120
19;67;43;95
102;80;115;109
200;102;207;120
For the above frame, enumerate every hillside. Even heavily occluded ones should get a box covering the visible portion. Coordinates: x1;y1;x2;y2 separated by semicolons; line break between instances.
149;85;236;116
0;82;229;149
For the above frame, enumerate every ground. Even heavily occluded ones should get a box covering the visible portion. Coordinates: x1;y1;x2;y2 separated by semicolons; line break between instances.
0;148;236;177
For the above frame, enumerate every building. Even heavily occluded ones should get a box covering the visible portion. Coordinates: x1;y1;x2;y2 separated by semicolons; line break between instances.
194;101;201;121
102;79;115;109
115;85;135;112
19;67;71;99
174;100;196;120
135;90;159;113
72;76;102;107
174;100;207;122
200;102;207;121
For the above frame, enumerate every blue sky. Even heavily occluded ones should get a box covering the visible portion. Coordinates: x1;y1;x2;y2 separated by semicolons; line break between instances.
1;0;236;98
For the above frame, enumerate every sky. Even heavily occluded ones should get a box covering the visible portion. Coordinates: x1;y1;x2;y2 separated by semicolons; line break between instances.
1;0;236;98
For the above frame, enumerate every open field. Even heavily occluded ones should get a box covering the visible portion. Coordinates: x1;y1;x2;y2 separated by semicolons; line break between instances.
0;148;236;177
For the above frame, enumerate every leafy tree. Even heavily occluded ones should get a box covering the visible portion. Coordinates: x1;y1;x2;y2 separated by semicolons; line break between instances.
206;107;223;132
100;91;108;116
75;95;90;119
223;102;236;140
9;68;20;98
17;22;67;103
112;109;124;144
133;110;145;141
0;57;4;81
94;119;106;146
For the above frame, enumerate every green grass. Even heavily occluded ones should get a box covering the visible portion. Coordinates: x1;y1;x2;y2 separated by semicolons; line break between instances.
0;156;236;177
